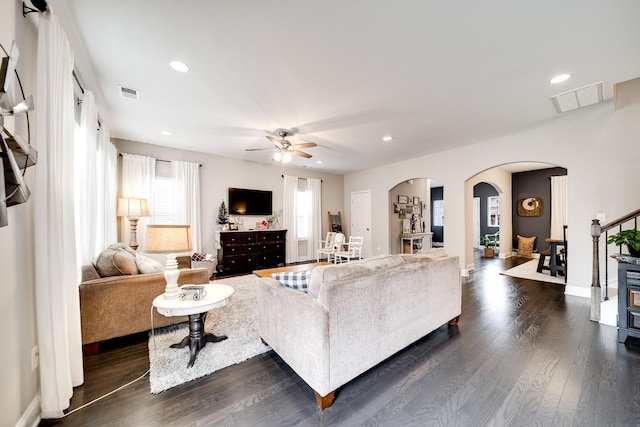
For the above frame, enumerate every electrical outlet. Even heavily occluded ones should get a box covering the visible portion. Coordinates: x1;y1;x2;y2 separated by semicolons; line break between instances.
31;346;39;372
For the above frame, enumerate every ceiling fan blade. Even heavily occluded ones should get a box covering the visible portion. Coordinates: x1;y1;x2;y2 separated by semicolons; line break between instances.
245;147;275;152
292;150;312;159
266;135;284;149
292;142;317;149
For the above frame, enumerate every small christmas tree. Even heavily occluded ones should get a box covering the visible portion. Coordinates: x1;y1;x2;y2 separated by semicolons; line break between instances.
217;200;229;224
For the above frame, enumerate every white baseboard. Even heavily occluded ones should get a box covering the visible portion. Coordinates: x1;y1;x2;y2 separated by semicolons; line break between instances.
16;394;40;427
564;285;590;299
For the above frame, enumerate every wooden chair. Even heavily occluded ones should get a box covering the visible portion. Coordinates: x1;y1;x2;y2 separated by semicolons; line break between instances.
317;232;336;262
334;236;363;264
318;232;345;263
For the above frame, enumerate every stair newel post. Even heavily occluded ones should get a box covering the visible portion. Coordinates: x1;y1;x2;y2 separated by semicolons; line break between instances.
590;219;602;322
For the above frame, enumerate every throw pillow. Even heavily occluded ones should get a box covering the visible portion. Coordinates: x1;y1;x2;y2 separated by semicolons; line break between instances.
272;270;311;292
136;254;165;274
517;235;536;258
94;245;139;277
191;252;206;261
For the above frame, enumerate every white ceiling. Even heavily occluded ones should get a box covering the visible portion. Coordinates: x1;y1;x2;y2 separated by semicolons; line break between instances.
53;0;640;174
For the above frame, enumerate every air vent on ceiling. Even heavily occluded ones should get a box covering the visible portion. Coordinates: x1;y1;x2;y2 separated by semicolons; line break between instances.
551;81;603;113
118;85;140;100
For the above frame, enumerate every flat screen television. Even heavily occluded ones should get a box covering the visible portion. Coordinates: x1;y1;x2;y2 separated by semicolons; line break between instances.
228;187;272;216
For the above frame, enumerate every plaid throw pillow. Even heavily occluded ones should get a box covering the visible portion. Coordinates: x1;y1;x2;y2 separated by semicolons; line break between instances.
192;252;206;261
272;270;311;292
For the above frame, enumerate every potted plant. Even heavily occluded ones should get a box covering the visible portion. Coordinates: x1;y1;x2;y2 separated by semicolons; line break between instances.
607;229;640;258
481;233;499;258
216;200;229;230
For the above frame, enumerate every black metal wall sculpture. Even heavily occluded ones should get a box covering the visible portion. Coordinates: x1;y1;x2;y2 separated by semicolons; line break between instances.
0;41;37;227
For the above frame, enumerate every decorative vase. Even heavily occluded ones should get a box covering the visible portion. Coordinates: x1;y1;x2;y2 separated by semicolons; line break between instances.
267;220;274;229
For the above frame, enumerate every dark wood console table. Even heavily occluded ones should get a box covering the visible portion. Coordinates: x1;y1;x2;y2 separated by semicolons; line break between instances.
220;229;286;274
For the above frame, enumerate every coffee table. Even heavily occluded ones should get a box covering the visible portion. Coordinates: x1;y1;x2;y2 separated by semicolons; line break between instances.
253;261;331;278
153;284;234;368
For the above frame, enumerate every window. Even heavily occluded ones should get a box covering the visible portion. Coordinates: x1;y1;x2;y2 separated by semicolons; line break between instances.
152;177;173;224
433;200;444;227
488;196;500;227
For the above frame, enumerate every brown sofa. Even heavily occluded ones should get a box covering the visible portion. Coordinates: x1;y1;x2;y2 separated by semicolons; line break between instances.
79;256;210;354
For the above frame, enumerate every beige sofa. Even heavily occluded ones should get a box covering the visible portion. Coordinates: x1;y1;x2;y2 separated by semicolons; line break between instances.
80;255;210;354
257;252;461;409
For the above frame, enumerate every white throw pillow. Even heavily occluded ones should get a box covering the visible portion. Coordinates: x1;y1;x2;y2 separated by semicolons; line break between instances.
272;270;311;292
136;254;165;274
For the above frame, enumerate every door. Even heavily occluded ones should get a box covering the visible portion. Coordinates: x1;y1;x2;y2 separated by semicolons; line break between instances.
351;190;372;259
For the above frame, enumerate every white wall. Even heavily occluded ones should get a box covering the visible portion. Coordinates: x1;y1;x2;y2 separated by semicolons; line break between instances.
344;96;640;297
113;139;344;256
1;1;40;426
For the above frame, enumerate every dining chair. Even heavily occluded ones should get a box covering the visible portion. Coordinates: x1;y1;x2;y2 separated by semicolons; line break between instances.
318;232;344;262
334;236;363;264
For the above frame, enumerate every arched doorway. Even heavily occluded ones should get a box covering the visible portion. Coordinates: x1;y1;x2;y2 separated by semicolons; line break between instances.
388;178;444;254
464;162;567;273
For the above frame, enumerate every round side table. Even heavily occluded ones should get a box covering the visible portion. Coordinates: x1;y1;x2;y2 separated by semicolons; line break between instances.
153;284;234;368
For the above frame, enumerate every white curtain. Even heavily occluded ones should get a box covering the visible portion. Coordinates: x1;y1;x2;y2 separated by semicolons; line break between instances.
96;124;117;250
121;154;156;251
308;178;322;259
283;175;298;262
74;90;98;267
34;11;84;418
171;160;201;252
550;175;568;239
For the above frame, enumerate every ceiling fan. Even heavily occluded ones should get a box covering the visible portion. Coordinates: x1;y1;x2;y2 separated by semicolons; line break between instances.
245;131;317;163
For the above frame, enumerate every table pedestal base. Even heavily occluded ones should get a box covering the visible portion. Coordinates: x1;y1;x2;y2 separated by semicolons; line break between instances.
170;312;227;368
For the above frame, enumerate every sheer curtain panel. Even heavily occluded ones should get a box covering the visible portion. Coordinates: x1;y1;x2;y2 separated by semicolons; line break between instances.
309;178;322;260
96;124;117;250
171;160;201;252
550;175;568;239
283;175;298;262
74;90;98;267
121;153;156;251
34;11;84;418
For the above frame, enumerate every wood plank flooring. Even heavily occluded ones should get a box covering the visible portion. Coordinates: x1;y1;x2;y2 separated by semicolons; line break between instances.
40;253;640;426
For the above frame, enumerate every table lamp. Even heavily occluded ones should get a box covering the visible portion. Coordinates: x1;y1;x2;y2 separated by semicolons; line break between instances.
144;224;192;299
117;197;150;250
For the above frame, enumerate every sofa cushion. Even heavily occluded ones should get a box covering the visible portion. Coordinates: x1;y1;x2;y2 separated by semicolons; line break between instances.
94;244;139;277
136;254;165;274
307;254;428;298
272;270;311;292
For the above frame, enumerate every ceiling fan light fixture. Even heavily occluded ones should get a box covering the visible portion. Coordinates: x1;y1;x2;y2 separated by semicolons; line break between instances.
273;151;282;161
170;60;190;73
282;152;292;163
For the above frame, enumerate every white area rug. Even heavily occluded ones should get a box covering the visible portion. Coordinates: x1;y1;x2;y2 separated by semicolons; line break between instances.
500;259;565;285
148;275;270;393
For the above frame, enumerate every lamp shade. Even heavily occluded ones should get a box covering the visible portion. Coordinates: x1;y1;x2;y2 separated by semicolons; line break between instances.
144;224;192;253
117;198;150;218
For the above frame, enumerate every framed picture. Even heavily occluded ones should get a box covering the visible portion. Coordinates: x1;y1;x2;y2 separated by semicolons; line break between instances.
228;222;239;230
393;203;399;213
413;196;420;205
255;222;267;230
398;195;409;204
406;205;414;214
399;209;406;219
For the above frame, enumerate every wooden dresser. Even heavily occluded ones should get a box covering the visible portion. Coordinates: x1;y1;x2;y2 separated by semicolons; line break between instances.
220;230;286;274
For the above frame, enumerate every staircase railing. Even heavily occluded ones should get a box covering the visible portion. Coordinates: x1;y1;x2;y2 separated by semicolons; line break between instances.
590;208;640;321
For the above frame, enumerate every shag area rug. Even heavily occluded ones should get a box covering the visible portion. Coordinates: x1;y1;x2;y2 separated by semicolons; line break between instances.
148;274;270;393
500;259;565;285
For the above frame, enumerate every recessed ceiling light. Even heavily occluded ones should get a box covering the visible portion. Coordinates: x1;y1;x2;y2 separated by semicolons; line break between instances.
382;135;393;142
170;61;190;73
161;130;172;136
550;74;571;84
316;160;323;164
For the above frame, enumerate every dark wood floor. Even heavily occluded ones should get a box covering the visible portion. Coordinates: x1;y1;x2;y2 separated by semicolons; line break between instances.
41;253;640;426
